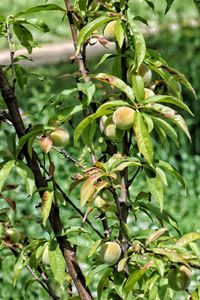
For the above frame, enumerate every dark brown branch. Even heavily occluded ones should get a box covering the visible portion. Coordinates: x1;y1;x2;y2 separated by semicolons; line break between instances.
0;66;92;300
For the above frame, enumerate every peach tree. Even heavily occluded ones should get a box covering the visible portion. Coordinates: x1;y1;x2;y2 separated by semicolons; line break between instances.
0;0;200;299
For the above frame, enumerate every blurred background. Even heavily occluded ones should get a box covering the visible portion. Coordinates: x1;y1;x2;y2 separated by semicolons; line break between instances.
0;0;200;299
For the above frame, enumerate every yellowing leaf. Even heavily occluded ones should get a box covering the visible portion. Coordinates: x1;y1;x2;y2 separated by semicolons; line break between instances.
134;111;154;166
176;232;200;247
41;190;54;226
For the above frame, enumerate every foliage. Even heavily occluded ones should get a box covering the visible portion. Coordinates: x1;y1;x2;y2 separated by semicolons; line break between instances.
0;1;200;300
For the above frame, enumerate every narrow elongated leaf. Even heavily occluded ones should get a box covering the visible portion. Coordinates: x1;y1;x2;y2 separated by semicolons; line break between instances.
95;73;135;102
49;241;66;288
127;12;146;70
151;248;188;265
142;113;154;133
146;228;168;245
15;4;65;17
134;111;154;166
16;161;35;195
152;116;178;146
80;172;105;207
77;81;96;105
157;160;185;189
74;113;95;144
97;268;112;300
95;53;116;69
41;191;54;226
77;16;114;53
13;23;33;53
13;253;26;286
115;19;125;48
147;103;191;141
165;0;175;14
96;100;130;116
88;239;102;257
48;104;83;124
0;160;15;192
160;64;196;98
86;264;108;286
123;269;147;297
176;232;200;247
146;175;163;211
132;74;145;102
144;95;193;115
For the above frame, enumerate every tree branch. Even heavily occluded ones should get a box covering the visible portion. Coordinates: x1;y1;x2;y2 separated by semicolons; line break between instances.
0;66;92;300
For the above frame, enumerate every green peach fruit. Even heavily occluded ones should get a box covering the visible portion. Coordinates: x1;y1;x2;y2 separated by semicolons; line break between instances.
100;241;121;265
103;21;117;42
50;128;69;147
112;107;135;130
138;64;152;87
168;265;192;291
103;117;124;141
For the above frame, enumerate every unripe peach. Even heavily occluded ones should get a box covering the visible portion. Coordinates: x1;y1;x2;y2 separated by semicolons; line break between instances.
50;128;69;147
103;117;124;141
100;241;121;265
112;107;135;130
100;189;114;202
103;21;117;42
144;88;155;99
138;64;152;87
6;228;21;243
168;265;192;291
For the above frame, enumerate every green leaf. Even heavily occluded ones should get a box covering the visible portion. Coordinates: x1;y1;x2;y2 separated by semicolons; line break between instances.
0;160;15;193
97;268;112;300
191;290;200;300
14;64;28;89
95;53;116;69
74;113;95;144
146;228;168;245
77;16;114;53
41;191;54;226
151;116;178;146
151;248;188;265
146;174;163;211
16;161;35;195
13;253;26;286
49;241;66;288
157;160;185;190
86;264;108;286
134;111;154;166
139;202;180;233
142;113;154;133
77;81;96;106
15;4;65;17
123;268;147;297
176;232;200;247
144;95;193;115
48;104;83;125
165;0;175;14
80;172;104;207
95;73;135;102
115;19;125;48
88;239;102;257
68;236;92;249
16;125;53;157
148;103;191;141
127;12;146;70
96;100;130;116
13;23;33;54
132;74;145;102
